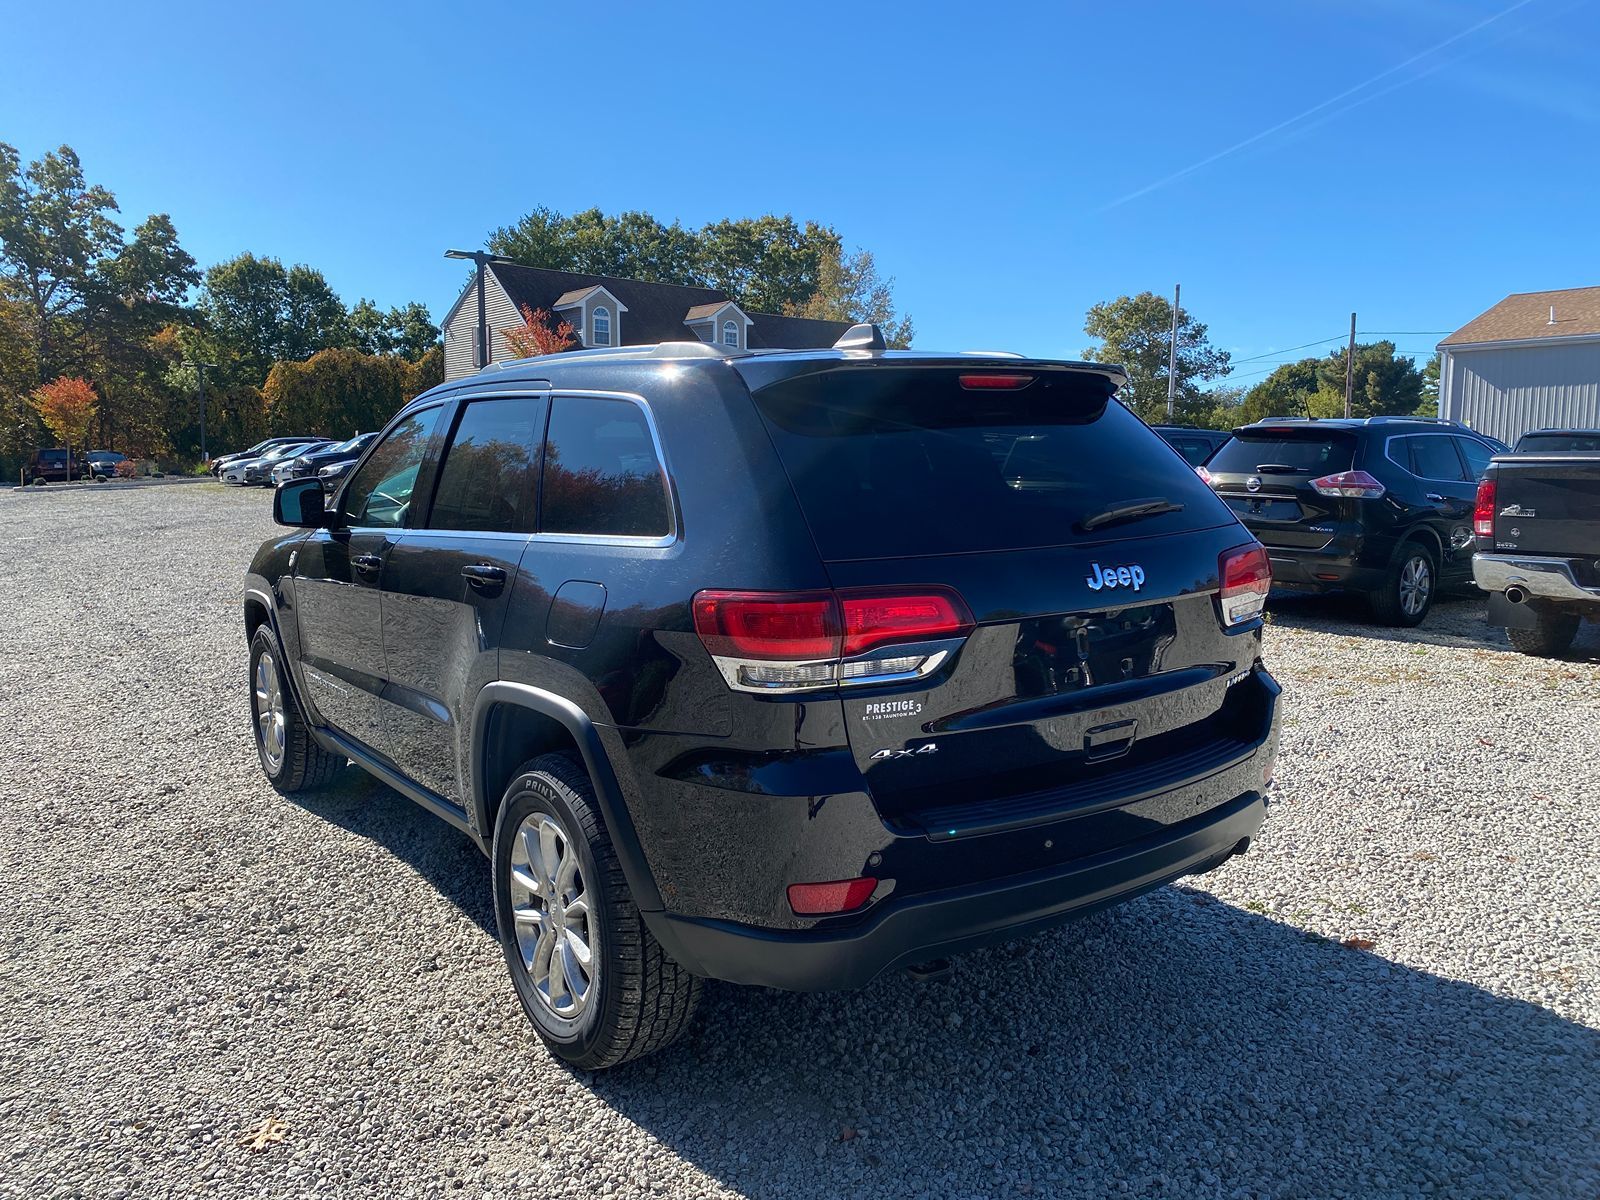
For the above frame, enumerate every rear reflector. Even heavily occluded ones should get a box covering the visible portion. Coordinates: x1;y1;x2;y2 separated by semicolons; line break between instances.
787;877;877;915
1310;469;1385;499
693;587;973;692
1473;478;1496;539
958;374;1033;390
1218;543;1271;626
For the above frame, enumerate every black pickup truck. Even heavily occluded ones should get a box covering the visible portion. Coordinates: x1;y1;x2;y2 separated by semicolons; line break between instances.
1473;446;1600;656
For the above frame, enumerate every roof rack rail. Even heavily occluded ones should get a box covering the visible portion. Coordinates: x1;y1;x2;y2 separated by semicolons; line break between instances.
1366;415;1461;426
475;341;737;374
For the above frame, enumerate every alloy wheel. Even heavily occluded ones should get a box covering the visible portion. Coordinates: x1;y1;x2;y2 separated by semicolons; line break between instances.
1399;554;1432;618
507;812;595;1021
253;651;287;773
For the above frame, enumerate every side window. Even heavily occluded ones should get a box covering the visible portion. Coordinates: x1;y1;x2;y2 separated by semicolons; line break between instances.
427;396;546;534
340;405;444;528
1408;435;1467;481
1456;437;1493;479
541;396;672;538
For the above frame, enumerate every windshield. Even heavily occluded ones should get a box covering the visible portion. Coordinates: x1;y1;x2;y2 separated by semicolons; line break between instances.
749;367;1228;559
1209;430;1356;475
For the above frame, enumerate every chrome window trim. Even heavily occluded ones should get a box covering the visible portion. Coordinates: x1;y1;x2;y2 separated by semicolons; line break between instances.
533;389;679;549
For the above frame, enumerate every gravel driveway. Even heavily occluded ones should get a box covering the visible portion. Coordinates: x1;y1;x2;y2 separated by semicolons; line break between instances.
2;483;1596;1199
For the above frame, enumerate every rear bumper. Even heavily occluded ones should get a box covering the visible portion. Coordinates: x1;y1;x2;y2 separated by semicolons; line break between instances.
647;789;1267;991
1261;545;1386;592
1474;553;1600;605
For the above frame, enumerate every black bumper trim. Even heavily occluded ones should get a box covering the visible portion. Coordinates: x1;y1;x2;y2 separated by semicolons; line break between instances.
645;791;1267;991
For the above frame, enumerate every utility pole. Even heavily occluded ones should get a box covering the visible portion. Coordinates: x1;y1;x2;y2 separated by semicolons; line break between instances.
1165;283;1181;420
1344;312;1357;419
183;359;217;464
444;249;515;369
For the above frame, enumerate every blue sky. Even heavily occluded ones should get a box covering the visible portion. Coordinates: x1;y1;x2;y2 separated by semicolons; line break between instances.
5;0;1599;384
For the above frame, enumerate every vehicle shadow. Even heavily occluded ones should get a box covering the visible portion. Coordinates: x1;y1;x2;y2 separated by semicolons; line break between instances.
586;888;1599;1198
287;770;497;938
1266;589;1600;661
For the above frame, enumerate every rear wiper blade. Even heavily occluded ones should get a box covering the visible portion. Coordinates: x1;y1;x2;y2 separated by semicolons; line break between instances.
1254;463;1301;473
1077;496;1184;532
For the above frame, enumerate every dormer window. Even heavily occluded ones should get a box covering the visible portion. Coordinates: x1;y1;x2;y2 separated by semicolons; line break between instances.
722;320;738;348
592;305;612;346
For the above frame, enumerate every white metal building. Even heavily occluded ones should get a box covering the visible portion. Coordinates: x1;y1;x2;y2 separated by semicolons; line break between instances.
1438;286;1600;444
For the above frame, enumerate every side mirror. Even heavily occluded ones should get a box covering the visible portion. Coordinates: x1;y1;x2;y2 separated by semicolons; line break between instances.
273;477;328;528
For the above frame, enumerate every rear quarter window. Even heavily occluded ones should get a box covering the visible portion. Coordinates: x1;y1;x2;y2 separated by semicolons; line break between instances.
748;367;1229;560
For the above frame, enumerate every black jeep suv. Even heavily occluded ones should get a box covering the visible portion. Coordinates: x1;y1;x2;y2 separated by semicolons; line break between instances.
245;330;1281;1069
1202;417;1507;626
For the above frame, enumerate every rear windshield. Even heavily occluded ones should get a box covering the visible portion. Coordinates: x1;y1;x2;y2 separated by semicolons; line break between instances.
1209;430;1355;475
748;367;1227;559
1515;432;1600;453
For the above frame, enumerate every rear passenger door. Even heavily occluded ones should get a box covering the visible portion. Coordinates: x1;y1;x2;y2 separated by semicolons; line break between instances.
379;394;547;806
499;392;683;731
1401;434;1476;577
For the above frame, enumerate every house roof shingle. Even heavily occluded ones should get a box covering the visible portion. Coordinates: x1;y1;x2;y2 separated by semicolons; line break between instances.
486;262;852;349
1441;286;1600;347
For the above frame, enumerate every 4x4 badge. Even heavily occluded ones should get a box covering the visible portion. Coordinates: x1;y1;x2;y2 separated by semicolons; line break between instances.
871;744;938;760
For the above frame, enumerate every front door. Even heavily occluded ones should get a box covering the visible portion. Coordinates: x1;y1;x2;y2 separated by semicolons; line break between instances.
380;394;547;805
293;404;445;752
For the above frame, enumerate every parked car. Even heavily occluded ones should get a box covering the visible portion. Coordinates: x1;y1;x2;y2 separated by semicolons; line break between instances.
222;441;324;486
246;328;1281;1070
1152;424;1230;467
22;448;89;484
245;441;330;485
211;437;315;477
316;458;358;487
1201;416;1506;626
83;450;128;480
271;433;376;487
1473;442;1600;655
1512;428;1600;454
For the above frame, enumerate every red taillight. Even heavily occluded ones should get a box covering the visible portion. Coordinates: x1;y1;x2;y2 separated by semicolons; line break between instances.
839;591;969;657
1218;543;1271;626
958;374;1033;390
1309;470;1386;499
1474;478;1497;539
692;587;973;691
691;590;838;659
787;877;878;915
1196;465;1213;485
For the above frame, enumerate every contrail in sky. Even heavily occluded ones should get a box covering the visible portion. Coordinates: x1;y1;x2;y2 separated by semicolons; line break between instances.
1098;0;1541;211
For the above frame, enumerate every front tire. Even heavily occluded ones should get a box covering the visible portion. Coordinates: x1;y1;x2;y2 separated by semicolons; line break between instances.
1507;610;1580;657
492;753;701;1071
248;626;344;794
1370;540;1436;627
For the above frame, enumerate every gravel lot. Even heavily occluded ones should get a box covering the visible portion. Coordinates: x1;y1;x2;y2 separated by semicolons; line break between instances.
2;482;1596;1200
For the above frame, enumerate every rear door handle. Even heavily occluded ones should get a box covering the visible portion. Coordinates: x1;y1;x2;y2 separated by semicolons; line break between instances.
1426;493;1447;503
461;564;507;588
352;554;383;574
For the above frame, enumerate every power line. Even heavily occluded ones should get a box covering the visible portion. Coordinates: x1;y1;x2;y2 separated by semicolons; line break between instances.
1230;334;1345;364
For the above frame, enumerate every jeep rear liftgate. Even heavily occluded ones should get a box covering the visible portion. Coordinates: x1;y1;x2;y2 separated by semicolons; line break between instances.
744;363;1273;858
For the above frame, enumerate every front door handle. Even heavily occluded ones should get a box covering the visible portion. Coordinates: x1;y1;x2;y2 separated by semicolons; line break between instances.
1426;493;1446;503
461;563;507;588
352;554;383;574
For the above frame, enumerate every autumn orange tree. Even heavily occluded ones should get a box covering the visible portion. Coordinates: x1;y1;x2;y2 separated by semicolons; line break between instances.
502;305;576;359
30;376;98;454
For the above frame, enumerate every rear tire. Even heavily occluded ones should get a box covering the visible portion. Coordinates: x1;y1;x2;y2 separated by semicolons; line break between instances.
492;753;701;1071
248;626;344;794
1369;540;1436;627
1507;611;1580;657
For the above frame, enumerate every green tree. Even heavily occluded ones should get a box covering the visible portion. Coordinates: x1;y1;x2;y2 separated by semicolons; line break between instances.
200;253;350;379
1240;342;1426;423
0;142;123;383
262;348;410;436
488;206;704;284
696;215;837;314
1417;352;1441;416
1082;292;1232;424
350;298;440;360
784;244;914;347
